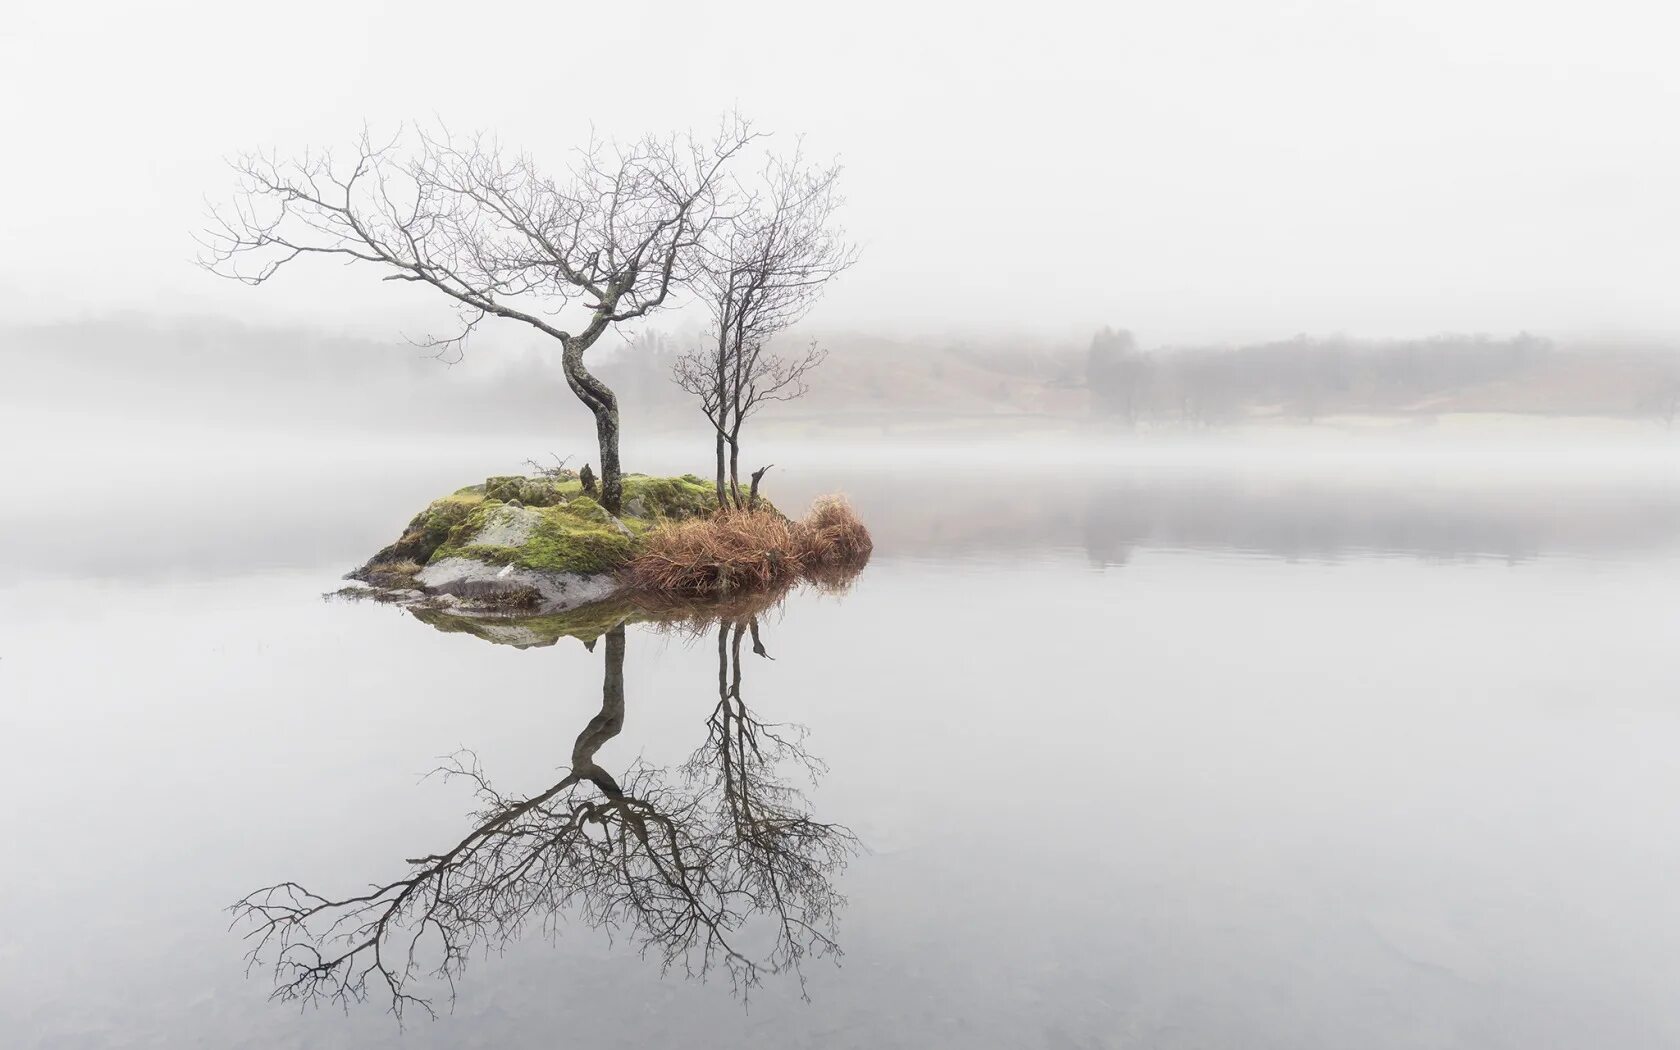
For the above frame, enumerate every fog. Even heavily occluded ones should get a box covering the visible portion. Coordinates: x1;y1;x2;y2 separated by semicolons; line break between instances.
6;0;1680;341
9;7;1680;1048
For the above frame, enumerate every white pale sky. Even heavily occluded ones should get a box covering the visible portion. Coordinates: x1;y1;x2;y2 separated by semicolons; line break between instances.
2;0;1677;344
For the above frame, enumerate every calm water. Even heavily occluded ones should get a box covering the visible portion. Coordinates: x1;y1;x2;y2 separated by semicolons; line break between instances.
4;441;1680;1048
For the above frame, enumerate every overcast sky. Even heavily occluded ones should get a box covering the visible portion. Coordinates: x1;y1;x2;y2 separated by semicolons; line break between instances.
2;0;1677;344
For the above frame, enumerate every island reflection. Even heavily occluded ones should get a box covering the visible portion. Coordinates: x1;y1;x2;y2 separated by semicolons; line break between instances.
235;589;858;1020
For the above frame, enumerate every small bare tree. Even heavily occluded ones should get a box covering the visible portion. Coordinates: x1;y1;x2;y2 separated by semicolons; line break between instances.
674;148;856;508
523;452;577;480
200;120;757;515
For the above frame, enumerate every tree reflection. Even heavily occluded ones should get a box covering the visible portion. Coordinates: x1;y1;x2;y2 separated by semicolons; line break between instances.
233;616;856;1020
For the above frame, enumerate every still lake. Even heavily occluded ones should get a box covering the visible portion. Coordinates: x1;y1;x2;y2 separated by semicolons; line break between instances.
4;434;1679;1049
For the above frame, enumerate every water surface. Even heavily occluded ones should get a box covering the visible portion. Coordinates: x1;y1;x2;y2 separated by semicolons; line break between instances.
3;445;1679;1048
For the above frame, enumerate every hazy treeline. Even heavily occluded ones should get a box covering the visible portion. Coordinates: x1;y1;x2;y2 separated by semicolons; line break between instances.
8;315;1680;436
1087;328;1680;424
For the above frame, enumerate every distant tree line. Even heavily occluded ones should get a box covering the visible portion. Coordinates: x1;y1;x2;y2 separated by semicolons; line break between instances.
1082;328;1618;424
12;316;1680;433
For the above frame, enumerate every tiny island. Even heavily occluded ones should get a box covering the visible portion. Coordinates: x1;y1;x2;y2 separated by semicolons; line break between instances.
340;467;871;646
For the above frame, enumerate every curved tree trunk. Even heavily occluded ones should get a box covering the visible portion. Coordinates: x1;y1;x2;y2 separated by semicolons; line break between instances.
594;408;623;516
561;339;624;515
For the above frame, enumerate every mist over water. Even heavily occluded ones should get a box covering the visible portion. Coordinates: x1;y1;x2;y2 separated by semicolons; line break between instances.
5;381;1680;1046
7;1;1680;1042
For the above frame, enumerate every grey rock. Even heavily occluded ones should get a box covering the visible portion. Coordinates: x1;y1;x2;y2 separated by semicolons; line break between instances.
416;556;620;608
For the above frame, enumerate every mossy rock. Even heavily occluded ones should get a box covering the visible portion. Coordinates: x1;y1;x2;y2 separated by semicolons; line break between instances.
484;475;570;507
433;500;637;575
355;489;486;573
354;472;739;583
620;474;720;521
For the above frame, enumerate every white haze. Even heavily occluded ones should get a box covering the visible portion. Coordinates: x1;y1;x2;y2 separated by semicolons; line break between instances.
3;0;1680;343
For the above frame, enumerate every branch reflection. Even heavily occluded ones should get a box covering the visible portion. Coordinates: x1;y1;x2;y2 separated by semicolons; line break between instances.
233;604;856;1021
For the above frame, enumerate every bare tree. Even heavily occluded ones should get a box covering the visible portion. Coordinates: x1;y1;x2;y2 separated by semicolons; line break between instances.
200;120;757;515
523;452;577;480
230;620;856;1021
674;148;856;508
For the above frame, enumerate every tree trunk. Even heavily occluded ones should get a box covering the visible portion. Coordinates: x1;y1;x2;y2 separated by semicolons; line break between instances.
593;407;623;516
727;435;742;509
562;339;623;515
713;430;728;509
747;464;772;510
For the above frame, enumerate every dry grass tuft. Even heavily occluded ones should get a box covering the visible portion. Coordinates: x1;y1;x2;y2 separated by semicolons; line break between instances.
624;508;806;596
796;495;873;568
624;494;872;598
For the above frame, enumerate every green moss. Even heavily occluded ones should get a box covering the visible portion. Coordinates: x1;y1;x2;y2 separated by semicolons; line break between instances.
359;490;486;570
620;473;720;521
485;475;584;507
430;499;635;575
363;473;742;581
522;502;637;572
